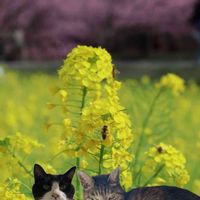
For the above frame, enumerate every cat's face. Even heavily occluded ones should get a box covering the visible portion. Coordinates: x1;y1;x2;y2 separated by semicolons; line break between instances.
32;164;76;200
78;168;125;200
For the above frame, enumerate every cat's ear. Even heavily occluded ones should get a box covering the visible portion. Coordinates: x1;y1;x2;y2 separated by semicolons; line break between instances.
64;166;76;183
77;171;94;190
34;164;46;179
108;166;120;184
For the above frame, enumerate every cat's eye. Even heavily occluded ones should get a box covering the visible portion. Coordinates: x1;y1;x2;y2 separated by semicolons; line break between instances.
59;184;67;190
43;184;50;190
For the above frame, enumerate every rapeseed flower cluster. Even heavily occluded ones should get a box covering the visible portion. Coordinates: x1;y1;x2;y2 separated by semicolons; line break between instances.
50;45;134;189
10;132;44;154
158;73;185;96
58;45;113;89
0;178;31;200
0;132;43;199
143;143;189;187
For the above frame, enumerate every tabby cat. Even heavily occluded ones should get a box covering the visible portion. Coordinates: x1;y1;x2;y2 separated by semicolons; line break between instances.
32;164;76;200
78;167;200;200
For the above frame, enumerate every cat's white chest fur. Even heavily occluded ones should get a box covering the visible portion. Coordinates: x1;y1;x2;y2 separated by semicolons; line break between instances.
41;182;67;200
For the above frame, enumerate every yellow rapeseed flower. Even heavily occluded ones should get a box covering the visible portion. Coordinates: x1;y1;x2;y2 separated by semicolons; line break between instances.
11;132;44;154
58;45;113;89
58;89;68;102
158;73;185;96
143;142;189;187
0;178;31;200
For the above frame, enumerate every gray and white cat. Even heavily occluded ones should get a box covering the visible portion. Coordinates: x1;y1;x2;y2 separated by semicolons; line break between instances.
78;167;200;200
32;164;76;200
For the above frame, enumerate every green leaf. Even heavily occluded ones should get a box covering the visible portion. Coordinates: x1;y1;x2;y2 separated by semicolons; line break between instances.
101;113;112;121
0;137;10;148
88;55;98;64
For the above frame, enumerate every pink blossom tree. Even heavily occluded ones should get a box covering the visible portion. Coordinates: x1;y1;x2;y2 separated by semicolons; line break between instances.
0;0;197;59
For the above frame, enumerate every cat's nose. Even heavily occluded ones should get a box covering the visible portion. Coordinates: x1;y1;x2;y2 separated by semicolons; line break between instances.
52;192;60;199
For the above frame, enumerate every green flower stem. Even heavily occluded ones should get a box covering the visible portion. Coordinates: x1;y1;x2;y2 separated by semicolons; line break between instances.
98;143;105;175
19;180;32;192
76;157;80;197
133;88;163;181
8;149;33;177
17;160;33;177
80;86;87;111
76;86;87;199
143;164;165;186
48;149;68;163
